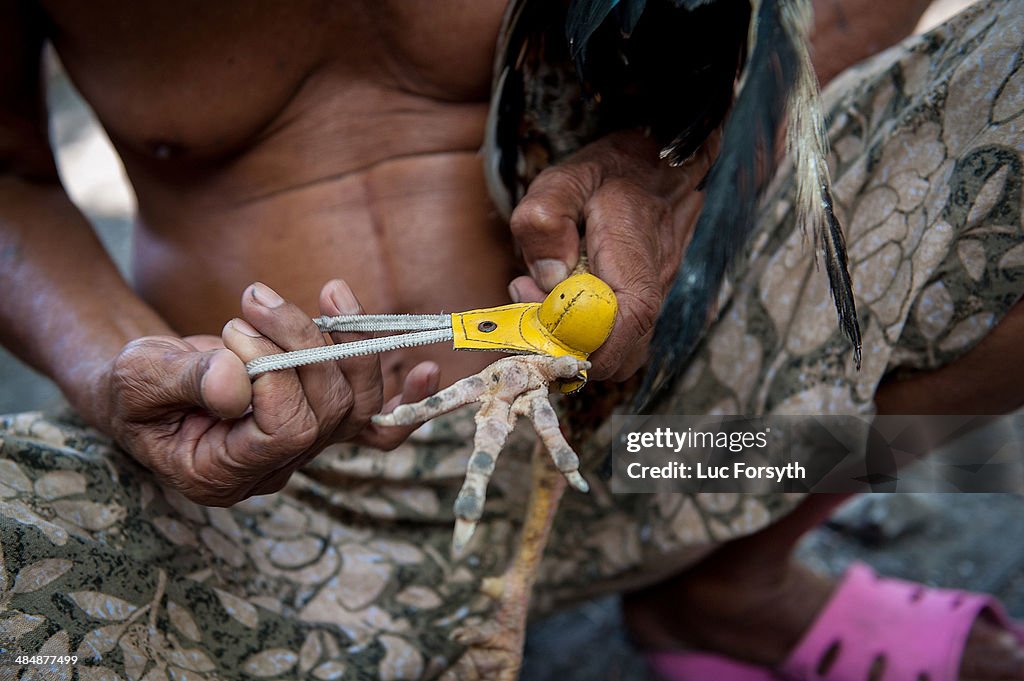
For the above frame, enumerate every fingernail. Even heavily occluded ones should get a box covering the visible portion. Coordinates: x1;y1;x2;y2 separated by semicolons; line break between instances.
231;318;262;337
251;282;284;308
531;259;570;292
329;281;360;314
508;282;522;303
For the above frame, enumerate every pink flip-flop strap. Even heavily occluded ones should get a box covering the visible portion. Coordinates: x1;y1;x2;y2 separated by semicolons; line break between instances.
781;562;1024;681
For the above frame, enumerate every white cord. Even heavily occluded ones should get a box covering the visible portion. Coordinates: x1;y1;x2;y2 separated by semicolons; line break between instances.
313;314;451;333
245;328;454;377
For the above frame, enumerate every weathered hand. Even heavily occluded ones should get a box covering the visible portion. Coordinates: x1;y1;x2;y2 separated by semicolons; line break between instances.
99;279;438;506
508;128;718;381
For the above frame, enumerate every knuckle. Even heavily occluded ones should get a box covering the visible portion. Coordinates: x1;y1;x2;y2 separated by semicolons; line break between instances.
107;365;145;412
109;342;157;392
510;197;575;240
109;338;199;416
600;176;643;196
535;163;594;193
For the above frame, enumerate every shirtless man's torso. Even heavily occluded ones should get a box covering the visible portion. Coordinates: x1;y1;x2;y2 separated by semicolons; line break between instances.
40;0;514;396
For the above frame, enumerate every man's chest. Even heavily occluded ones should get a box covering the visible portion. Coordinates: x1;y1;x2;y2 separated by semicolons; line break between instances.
40;0;507;164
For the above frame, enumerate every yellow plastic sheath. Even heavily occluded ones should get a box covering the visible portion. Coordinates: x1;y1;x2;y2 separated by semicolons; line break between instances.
537;273;618;354
451;273;618;392
452;304;585;359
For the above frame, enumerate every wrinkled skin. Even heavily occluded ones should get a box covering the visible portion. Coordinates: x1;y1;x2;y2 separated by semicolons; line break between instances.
0;1;705;505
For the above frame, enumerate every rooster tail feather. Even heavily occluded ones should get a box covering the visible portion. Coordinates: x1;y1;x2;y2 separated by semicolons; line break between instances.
635;0;861;410
784;0;861;368
566;0;620;62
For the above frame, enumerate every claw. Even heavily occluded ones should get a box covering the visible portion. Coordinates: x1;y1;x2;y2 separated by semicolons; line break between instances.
564;470;590;493
452;518;477;558
373;354;592;560
551;356;590;379
523;394;590;494
371;403;414;426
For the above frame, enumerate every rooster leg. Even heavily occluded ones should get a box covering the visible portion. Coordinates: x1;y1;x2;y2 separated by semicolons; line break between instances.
375;355;590;679
371;373;488;427
444;439;567;681
451;399;514;557
522;391;589;493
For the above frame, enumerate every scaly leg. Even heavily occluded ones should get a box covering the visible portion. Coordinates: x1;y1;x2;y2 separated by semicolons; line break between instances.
521;391;589;493
451;399;514;556
372;354;592;679
443;439;568;681
372;373;488;427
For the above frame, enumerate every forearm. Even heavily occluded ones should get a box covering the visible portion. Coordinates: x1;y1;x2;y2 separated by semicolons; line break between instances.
811;0;934;85
0;174;173;426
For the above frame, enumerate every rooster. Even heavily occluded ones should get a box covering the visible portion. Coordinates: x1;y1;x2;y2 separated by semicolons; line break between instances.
445;1;861;677
485;0;861;409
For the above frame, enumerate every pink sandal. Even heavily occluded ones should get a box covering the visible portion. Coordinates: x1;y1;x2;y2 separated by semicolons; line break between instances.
646;562;1024;681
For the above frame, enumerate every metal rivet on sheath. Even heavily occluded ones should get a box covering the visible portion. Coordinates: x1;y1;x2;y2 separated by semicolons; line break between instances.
478;321;497;333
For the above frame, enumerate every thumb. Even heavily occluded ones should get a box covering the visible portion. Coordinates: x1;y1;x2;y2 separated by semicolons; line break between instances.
199;349;251;418
510;165;596;291
112;338;250;421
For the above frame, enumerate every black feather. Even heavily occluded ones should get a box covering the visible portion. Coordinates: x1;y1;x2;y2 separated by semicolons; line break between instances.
568;0;750;163
821;183;862;368
633;0;802;410
488;0;749;213
616;0;647;35
485;0;601;215
566;0;620;63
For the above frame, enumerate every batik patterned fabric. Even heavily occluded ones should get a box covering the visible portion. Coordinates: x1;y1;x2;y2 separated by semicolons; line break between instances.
2;1;1022;678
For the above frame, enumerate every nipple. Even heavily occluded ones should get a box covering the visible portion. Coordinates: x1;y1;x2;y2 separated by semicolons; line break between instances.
147;139;184;160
